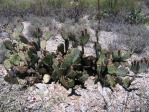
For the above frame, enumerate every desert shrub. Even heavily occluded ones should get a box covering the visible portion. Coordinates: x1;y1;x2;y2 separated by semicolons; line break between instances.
0;0;35;11
0;0;146;24
0;0;97;22
99;20;113;31
24;15;55;27
53;0;96;22
112;24;149;54
145;0;149;8
125;9;146;24
99;0;147;24
100;0;139;15
144;16;149;24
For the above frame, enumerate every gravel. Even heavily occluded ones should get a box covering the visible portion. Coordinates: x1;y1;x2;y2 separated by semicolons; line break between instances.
0;63;149;112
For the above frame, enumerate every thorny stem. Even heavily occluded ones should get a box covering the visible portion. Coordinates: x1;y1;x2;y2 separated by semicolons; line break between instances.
98;0;101;31
65;39;69;54
95;30;99;43
96;0;101;46
39;0;43;16
81;45;84;56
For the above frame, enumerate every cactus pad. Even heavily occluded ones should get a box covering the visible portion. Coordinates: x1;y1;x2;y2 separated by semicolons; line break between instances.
60;76;74;89
40;40;47;49
3;39;13;50
4;59;12;69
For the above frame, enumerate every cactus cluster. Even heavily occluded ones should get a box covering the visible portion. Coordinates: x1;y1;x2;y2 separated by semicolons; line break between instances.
94;48;133;88
2;22;149;93
61;28;90;54
131;58;149;74
3;22;47;85
53;47;89;89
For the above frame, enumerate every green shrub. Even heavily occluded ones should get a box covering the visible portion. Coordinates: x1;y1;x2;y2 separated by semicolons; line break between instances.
100;0;140;15
144;16;149;25
125;9;146;24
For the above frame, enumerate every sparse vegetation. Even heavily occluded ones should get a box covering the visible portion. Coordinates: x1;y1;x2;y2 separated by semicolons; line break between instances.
0;0;149;111
125;9;146;24
0;0;146;23
111;24;149;53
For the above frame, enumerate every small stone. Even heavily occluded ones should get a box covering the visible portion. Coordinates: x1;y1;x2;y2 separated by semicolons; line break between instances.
43;74;51;84
19;62;25;66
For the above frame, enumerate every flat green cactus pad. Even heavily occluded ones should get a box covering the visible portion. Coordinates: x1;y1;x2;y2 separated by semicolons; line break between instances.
60;76;74;89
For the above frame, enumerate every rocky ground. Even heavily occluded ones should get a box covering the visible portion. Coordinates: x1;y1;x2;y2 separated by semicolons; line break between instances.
0;15;149;112
0;65;149;112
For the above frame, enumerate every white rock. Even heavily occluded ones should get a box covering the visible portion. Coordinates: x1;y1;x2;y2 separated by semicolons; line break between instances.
43;74;51;84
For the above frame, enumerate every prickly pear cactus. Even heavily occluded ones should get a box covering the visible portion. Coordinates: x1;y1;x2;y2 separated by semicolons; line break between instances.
112;50;132;62
52;45;89;89
130;58;149;74
107;74;117;87
61;28;69;40
44;32;52;41
10;54;20;66
15;23;24;33
60;76;75;89
3;39;13;50
2;22;144;93
80;29;90;45
123;77;133;88
40;40;47;50
116;67;129;77
95;47;134;89
4;59;12;69
2;25;44;85
107;60;117;74
57;43;65;55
